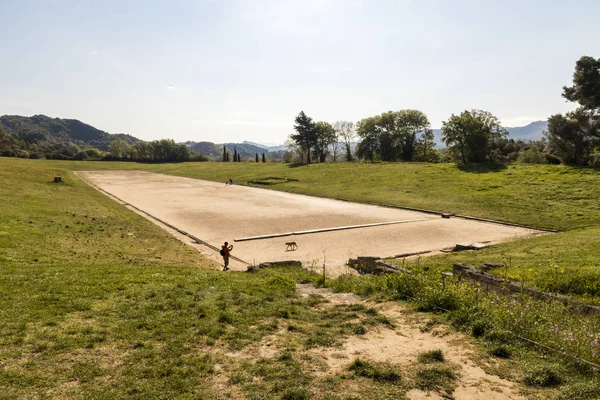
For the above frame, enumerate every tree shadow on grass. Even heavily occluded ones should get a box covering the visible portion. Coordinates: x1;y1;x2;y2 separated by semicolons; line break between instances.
457;162;507;174
286;162;311;168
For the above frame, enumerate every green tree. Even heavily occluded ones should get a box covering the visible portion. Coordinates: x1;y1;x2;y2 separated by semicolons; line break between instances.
547;109;598;165
416;129;436;162
255;153;259;162
355;110;431;162
546;56;600;165
109;139;130;159
394;110;431;161
314;121;337;162
262;153;266;163
223;145;227;162
333;121;355;161
356;116;380;162
441;110;507;164
562;56;600;112
83;147;105;159
233;147;238;162
130;141;153;161
291;111;317;164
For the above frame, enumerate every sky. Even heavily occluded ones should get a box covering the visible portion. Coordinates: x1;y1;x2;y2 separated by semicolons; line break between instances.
1;0;599;144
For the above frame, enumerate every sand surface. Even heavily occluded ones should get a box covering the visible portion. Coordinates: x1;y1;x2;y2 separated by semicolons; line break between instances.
78;170;544;274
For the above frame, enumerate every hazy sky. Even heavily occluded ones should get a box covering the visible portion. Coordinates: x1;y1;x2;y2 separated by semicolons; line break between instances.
1;0;598;144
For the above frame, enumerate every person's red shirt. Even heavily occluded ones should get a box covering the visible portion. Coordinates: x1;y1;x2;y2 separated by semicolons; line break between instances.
222;246;232;257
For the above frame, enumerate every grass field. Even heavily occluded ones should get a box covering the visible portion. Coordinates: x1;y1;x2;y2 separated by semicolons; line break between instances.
2;157;600;398
0;159;464;399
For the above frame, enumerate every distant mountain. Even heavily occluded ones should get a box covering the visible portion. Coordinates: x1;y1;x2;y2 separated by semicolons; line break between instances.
243;141;288;152
186;141;284;160
505;121;548;140
0;114;140;152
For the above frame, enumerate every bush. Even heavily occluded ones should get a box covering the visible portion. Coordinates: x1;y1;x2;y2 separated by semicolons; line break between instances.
517;146;547;164
348;358;401;383
589;151;600;167
417;350;445;364
73;151;89;160
415;365;457;391
523;364;564;387
489;345;511;359
83;147;105;159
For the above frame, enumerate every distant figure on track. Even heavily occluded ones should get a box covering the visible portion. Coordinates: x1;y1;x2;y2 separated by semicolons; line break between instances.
229;178;233;185
220;242;233;271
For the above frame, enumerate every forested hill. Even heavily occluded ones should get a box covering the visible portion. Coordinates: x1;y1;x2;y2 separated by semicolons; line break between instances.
0;114;139;152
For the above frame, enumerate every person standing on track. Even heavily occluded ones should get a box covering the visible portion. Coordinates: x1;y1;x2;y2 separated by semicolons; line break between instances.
221;241;233;271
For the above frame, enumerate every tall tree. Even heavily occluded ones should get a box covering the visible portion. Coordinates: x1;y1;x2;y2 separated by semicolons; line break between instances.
394;110;431;161
333;121;355;161
355;110;431;162
223;145;227;162
233;147;238;162
417;129;436;161
547;109;598;165
442;110;507;164
562;56;600;112
314;121;337;162
109;139;130;159
255;152;259;162
291;111;317;164
356;117;380;162
262;153;266;163
547;56;600;165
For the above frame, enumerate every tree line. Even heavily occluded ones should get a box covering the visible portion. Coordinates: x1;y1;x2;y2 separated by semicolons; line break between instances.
220;145;268;162
288;56;599;167
0;131;205;163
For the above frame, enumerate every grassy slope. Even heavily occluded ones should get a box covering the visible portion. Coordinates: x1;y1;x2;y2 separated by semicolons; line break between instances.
0;158;418;399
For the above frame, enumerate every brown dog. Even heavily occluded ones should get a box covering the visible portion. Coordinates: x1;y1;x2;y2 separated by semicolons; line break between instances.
285;242;298;251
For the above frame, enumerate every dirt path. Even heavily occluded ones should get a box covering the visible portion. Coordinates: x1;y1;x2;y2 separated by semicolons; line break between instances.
296;284;525;400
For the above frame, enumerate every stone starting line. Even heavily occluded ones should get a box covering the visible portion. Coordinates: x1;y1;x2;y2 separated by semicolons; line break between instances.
234;218;429;242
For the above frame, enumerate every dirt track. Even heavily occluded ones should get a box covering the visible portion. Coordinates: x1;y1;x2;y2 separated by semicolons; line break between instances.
79;171;544;274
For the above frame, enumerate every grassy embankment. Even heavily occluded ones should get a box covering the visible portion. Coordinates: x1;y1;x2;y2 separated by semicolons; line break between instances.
0;158;472;399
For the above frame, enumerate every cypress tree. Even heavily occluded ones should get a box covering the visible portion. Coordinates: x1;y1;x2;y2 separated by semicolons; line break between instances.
233;147;238;162
262;153;266;163
223;145;226;162
255;153;259;162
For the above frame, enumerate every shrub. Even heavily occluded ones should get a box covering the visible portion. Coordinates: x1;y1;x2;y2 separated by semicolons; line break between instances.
415;365;457;392
518;146;547;164
489;345;511;359
83;147;105;159
523;364;564;387
417;350;445;364
348;358;401;383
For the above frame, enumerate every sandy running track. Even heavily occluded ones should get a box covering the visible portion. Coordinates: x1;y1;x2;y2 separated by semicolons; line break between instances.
78;171;544;274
